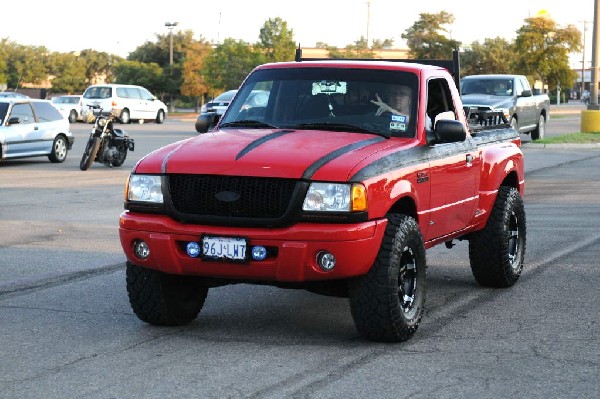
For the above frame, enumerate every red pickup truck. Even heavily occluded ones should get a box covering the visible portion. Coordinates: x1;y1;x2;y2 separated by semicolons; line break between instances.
119;50;526;342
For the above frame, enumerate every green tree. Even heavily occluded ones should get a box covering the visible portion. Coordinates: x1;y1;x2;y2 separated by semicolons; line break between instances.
202;38;265;97
3;43;50;88
128;30;195;104
47;52;88;93
78;49;121;84
462;37;516;76
113;60;164;94
401;11;461;59
257;17;296;62
514;15;581;91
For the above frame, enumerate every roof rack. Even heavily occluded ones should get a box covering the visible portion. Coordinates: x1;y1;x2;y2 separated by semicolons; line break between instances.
294;46;461;90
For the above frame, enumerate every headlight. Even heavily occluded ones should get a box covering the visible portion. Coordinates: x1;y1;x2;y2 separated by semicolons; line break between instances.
303;182;367;212
127;174;163;203
496;108;510;119
97;117;107;127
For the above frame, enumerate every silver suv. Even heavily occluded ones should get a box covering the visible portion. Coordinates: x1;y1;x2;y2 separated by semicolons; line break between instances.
0;98;74;163
81;84;167;124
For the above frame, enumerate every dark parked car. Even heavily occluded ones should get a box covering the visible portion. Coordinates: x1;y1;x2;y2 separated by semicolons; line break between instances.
195;89;269;133
0;98;74;163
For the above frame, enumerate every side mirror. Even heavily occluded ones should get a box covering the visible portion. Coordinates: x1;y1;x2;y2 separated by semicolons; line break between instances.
7;116;20;125
195;112;220;133
520;90;532;98
428;119;467;145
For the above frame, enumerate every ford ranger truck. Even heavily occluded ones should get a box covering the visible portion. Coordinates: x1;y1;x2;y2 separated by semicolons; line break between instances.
119;50;526;343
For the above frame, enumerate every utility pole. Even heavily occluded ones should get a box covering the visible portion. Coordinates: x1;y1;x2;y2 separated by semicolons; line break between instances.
165;22;179;113
590;0;600;110
366;0;371;49
581;20;591;100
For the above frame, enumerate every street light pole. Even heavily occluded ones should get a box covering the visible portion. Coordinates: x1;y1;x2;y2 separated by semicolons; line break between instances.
165;22;178;65
164;22;178;112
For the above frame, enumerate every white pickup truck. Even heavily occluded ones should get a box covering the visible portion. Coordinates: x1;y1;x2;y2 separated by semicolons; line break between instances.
461;74;550;140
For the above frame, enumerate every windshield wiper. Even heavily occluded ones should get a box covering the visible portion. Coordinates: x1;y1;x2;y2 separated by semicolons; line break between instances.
293;122;390;138
219;120;279;129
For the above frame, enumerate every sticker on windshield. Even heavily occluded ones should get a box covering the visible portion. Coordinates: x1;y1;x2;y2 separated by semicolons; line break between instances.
389;114;407;132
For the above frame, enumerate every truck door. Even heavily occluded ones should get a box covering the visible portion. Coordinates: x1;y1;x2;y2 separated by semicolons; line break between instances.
424;78;479;240
515;77;536;129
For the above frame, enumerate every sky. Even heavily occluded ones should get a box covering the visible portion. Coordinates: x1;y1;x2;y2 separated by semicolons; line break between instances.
1;0;596;67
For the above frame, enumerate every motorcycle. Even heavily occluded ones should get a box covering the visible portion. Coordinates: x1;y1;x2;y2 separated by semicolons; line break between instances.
80;105;135;171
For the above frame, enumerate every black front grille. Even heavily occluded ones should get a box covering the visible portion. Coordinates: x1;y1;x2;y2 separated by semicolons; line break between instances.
167;175;300;222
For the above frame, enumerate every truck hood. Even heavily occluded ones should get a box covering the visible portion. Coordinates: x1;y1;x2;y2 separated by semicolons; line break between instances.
134;128;406;181
461;94;513;110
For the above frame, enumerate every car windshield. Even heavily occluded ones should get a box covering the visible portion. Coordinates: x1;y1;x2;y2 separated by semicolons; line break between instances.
461;79;513;96
212;90;237;102
52;97;79;104
219;67;418;138
83;87;112;99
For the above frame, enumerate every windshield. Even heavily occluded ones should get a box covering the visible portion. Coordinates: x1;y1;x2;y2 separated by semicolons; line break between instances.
219;66;419;138
461;78;513;96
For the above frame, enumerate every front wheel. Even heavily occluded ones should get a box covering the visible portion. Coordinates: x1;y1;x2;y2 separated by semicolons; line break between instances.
156;109;165;124
48;135;68;163
469;186;526;287
126;262;208;326
79;137;101;171
531;114;545;141
349;214;427;342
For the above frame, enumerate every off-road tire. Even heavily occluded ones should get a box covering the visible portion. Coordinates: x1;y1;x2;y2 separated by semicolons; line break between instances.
48;135;68;163
469;186;526;287
126;262;208;326
349;214;426;342
79;137;101;171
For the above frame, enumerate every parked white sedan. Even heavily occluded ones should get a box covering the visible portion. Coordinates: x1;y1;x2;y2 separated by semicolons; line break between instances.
51;95;83;123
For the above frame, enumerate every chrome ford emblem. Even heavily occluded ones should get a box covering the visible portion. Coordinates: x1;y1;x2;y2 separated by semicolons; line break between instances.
215;191;240;202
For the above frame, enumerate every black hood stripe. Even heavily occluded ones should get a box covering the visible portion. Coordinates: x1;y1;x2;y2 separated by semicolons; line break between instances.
350;128;517;182
235;130;295;160
162;143;184;174
302;136;386;180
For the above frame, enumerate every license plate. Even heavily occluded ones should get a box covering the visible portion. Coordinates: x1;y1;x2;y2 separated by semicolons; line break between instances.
201;235;247;261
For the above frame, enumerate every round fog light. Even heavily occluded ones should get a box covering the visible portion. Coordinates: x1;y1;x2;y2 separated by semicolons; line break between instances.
186;242;201;258
251;246;267;261
134;240;150;259
316;251;336;271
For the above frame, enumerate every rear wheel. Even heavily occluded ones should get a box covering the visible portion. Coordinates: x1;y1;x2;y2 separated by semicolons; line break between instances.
349;214;427;342
48;135;68;163
126;262;208;326
469;186;526;287
68;110;78;123
110;145;127;167
79;137;101;170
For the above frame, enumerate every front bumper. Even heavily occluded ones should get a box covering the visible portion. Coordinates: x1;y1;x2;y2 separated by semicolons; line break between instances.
119;211;387;282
